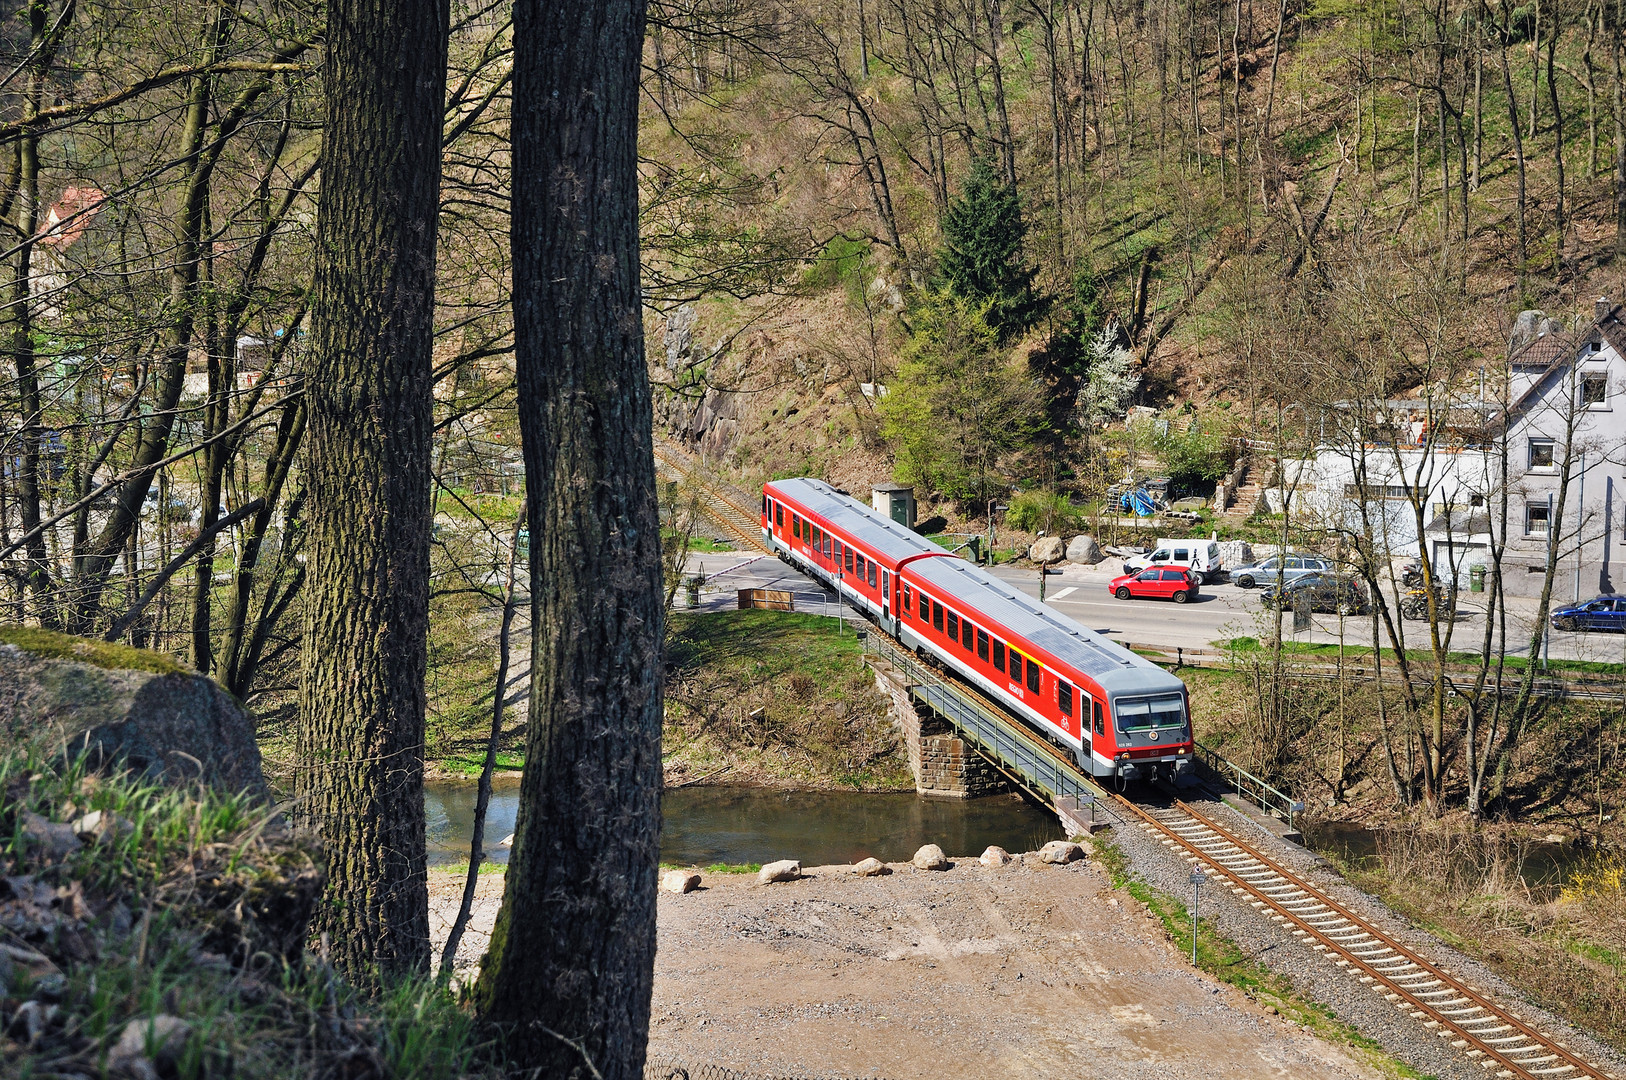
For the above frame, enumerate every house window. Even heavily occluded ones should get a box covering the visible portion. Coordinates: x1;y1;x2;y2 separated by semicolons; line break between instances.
1525;501;1551;536
1582;372;1608;406
1528;439;1555;469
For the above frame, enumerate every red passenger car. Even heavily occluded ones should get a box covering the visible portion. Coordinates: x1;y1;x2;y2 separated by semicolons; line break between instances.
761;478;1194;781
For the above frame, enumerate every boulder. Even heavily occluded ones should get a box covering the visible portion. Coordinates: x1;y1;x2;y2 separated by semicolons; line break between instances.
0;629;266;799
1029;536;1065;564
851;857;889;876
1038;840;1085;865
758;859;802;884
979;845;1014;867
1065;535;1103;564
911;844;949;870
660;870;701;894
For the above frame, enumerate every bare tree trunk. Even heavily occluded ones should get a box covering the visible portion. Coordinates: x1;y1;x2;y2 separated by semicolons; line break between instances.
294;0;448;986
1498;38;1530;284
471;0;665;1074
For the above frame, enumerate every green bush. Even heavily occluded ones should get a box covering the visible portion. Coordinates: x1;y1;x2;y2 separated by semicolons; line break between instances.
1005;489;1085;534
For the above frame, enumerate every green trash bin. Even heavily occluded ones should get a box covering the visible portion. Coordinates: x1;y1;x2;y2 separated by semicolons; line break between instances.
1469;564;1486;593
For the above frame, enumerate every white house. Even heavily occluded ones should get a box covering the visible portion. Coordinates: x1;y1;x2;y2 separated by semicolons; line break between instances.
1282;299;1626;599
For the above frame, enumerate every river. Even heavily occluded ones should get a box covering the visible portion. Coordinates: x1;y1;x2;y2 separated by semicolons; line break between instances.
424;780;1063;867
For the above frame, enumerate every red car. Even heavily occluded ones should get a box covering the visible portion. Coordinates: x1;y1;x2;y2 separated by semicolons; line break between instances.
1110;566;1201;604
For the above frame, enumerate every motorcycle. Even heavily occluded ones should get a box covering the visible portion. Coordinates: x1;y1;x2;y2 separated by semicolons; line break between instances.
1399;580;1457;621
1399;561;1426;589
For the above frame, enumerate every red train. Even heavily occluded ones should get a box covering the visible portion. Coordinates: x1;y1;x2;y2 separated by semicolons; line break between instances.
762;478;1194;781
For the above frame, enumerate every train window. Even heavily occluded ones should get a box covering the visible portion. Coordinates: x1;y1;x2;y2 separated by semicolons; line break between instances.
992;640;1005;672
762;494;768;519
1009;653;1022;683
792;515;801;539
868;562;878;588
1026;660;1041;694
976;629;988;662
932;601;944;632
945;610;959;640
1093;700;1104;736
903;585;912;613
775;503;784;530
1058;679;1074;717
961;619;972;650
857;554;866;581
845;549;854;575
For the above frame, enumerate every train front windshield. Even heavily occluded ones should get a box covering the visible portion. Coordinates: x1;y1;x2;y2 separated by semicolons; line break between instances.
1114;693;1187;736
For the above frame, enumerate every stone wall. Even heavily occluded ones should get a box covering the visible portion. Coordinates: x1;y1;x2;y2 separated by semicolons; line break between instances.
868;658;1009;798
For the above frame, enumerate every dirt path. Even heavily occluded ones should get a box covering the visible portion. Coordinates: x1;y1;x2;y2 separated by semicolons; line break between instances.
429;854;1386;1080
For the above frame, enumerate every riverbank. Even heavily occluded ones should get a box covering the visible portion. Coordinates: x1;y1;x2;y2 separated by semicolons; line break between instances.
427;850;1398;1080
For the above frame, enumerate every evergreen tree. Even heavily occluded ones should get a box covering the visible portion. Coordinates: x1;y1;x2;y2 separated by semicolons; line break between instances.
937;158;1045;342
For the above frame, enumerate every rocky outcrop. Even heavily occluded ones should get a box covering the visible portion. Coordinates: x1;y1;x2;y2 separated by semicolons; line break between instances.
0;629;266;799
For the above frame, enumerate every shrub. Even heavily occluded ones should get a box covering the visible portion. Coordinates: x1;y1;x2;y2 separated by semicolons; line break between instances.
1005;489;1085;534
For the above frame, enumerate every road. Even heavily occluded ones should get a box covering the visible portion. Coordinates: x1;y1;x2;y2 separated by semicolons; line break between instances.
681;551;1626;666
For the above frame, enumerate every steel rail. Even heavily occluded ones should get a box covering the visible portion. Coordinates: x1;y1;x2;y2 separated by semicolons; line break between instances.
652;443;769;553
1113;796;1616;1080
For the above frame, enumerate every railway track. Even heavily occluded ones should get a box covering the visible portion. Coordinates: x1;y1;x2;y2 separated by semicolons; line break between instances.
652;442;768;553
1115;795;1618;1080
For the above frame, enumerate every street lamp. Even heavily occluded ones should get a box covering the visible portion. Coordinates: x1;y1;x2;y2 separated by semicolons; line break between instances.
1189;869;1206;966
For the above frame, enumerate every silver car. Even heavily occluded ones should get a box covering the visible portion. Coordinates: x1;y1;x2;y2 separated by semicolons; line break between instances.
1231;553;1332;589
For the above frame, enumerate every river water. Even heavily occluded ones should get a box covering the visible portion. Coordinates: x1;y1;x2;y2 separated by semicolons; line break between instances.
424;780;1063;867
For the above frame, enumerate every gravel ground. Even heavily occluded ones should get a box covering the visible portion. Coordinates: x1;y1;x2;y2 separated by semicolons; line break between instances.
1107;793;1626;1080
433;856;1386;1080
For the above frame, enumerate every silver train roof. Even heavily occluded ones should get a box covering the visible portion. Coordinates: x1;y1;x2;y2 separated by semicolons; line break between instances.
769;478;1185;698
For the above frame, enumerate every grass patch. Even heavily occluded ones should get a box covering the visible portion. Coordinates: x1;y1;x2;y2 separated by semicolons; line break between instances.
434;750;526;777
705;862;762;874
1090;830;1434;1079
663;610;912;791
434;860;508;877
0;750;501;1078
0;624;191;676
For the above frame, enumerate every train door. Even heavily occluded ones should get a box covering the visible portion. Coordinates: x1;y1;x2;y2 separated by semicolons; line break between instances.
1086;692;1108;772
880;569;893;632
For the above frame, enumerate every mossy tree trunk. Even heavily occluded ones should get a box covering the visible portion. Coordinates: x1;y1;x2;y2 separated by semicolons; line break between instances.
471;0;664;1073
294;0;448;985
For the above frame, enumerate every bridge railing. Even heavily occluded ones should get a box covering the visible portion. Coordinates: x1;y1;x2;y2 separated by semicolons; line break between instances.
859;630;1121;824
1193;742;1303;827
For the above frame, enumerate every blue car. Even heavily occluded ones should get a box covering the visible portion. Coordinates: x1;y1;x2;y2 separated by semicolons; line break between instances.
1551;595;1626;632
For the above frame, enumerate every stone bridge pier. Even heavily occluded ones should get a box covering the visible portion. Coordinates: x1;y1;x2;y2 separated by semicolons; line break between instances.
868;656;1009;798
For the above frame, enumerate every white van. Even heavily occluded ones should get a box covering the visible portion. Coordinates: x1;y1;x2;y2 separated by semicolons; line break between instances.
1122;540;1224;583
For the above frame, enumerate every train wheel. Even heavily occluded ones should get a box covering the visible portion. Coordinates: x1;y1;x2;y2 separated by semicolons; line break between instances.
1172;590;1189;604
1115;586;1132;600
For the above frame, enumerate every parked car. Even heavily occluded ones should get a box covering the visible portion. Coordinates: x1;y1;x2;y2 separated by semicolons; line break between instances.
1550;595;1626;632
1109;566;1201;604
1121;539;1225;583
1259;573;1369;616
1230;553;1333;589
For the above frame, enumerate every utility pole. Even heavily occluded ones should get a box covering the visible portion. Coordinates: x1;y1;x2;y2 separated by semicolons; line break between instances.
1189;869;1205;965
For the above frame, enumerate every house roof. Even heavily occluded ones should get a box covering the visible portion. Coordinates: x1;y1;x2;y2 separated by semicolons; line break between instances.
36;186;106;250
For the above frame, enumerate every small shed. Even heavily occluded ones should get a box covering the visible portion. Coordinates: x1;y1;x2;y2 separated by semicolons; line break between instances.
872;484;916;529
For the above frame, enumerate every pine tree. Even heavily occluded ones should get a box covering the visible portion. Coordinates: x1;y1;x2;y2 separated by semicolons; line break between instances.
937;158;1045;342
